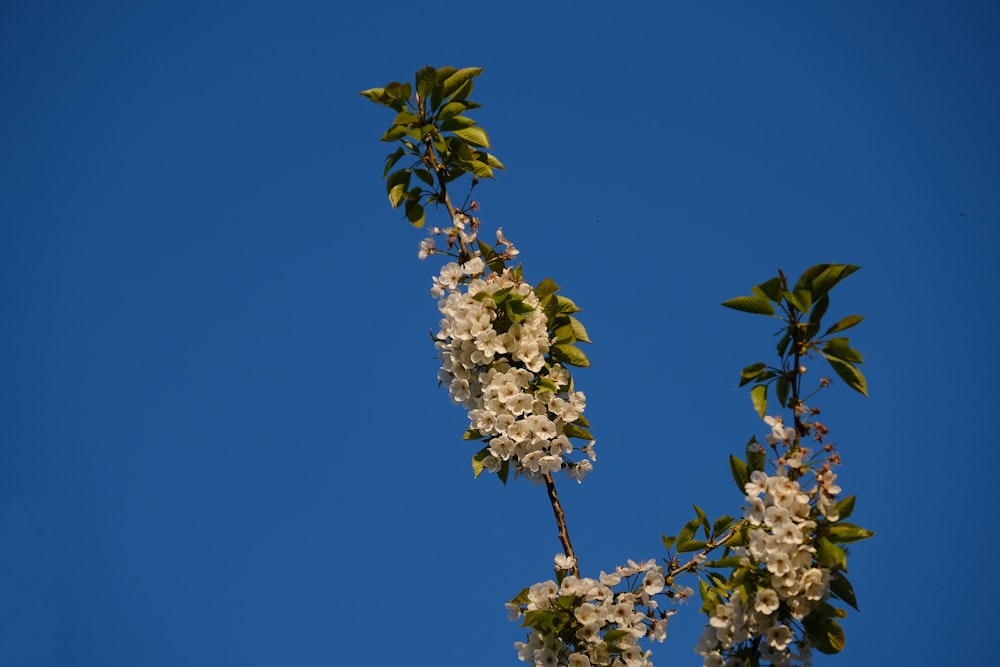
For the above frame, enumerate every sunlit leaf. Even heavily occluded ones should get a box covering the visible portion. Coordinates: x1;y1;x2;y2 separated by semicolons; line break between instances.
751;384;767;417
721;296;775;316
825;314;865;335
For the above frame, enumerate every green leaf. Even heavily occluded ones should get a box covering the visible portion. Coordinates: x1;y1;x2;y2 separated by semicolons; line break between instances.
535;277;560;301
676;538;707;553
437;101;466;119
729;454;749;493
385;168;411;208
721;296;776;316
568;316;591;343
750;384;767;418
815;536;847;570
676;517;699;545
439;115;477;131
482;152;505;170
509;587;530;605
440;67;483;101
776;332;791;357
477;239;505;274
562;423;593;440
555;295;582;314
796;264;859;302
412;168;434;187
382;147;405;178
381;124;409;142
712;515;735;538
703;555;743;569
392;110;420;126
808;293;830;328
746;436;765;472
783;289;812;314
752;277;782;302
471;447;491;479
825;314;865;335
552;343;590;367
415;65;437;100
821;353;869;397
833;495;856;521
404;202;425;228
804;615;846;655
738;362;767;387
661;534;676;551
827;522;875;544
775;376;790;408
824;337;864;363
359;87;387;103
693;504;710;538
498;459;509;484
829;571;860;610
453;126;490;147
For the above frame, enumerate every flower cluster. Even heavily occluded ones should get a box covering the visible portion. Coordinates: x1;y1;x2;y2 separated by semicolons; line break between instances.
509;555;693;667
695;417;845;667
425;218;596;482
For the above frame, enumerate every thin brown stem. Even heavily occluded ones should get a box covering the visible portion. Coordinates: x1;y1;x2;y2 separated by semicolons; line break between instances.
543;472;580;576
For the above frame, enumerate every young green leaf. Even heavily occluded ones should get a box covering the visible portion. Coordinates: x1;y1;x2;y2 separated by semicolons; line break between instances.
453;126;490;147
721;296;776;316
739;362;767;387
825;314;865;335
829;571;860;610
827;523;875;544
821;354;869;397
729;454;749;493
750;384;767;418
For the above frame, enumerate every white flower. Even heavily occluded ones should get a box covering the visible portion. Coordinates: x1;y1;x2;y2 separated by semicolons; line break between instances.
754;588;780;615
417;237;436;259
764;415;794;445
554;553;577;572
643;570;665;596
766;624;793;651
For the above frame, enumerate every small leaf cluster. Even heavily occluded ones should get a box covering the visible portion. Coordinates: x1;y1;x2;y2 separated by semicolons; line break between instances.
360;66;504;227
723;264;867;417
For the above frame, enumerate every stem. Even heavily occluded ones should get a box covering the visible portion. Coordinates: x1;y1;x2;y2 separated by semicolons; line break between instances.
543;472;580;576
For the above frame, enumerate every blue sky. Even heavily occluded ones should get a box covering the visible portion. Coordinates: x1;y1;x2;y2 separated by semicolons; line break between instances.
2;1;998;665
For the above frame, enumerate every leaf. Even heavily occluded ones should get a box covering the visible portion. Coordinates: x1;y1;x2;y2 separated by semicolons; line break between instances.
661;534;677;551
440;67;483;101
750;384;767;418
783;289;812;314
804;615;846;655
415;64;437;100
471;447;491;479
815;536;847;570
358;87;387;103
721;296;776;316
562;423;593;440
824;337;863;363
693;504;710;538
821;353;869;397
381;124;409;142
392;110;420;126
703;555;743;569
551;343;590;367
385;169;410;208
776;332;791;357
775;376;790;408
437;101;466;119
833;495;856;521
555;295;582;314
568;316;591;343
729;454;749;493
535;277;560;301
482;152;505;169
712;515;735;538
439;116;477;131
746;436;765;472
752;277;782;302
404;202;425;228
382;147;405;177
477;239;505;274
808;293;830;328
827;522;875;544
412;168;434;187
453;126;490;147
829;571;860;610
738;362;767;387
825;314;865;335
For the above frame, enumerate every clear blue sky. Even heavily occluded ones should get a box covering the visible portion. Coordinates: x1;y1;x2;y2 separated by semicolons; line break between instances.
3;2;998;665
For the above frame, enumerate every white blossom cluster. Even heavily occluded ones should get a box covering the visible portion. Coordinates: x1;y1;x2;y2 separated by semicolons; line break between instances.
429;235;595;482
695;417;843;667
509;555;690;667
